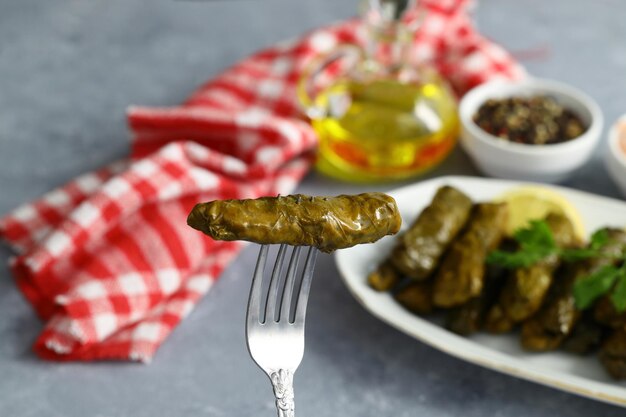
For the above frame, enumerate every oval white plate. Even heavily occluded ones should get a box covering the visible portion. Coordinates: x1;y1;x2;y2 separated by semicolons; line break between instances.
336;176;626;407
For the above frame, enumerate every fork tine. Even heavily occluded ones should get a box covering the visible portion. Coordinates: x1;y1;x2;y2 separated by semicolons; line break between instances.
264;243;288;323
293;247;318;325
279;246;302;321
246;244;269;327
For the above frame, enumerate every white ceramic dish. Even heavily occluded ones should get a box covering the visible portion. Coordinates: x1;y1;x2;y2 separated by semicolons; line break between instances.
459;79;603;183
336;176;626;407
606;115;626;198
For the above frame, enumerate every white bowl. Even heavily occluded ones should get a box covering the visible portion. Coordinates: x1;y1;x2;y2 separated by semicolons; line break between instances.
459;78;603;183
606;115;626;198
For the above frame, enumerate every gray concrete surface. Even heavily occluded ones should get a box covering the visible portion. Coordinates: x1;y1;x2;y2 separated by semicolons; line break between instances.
1;0;625;416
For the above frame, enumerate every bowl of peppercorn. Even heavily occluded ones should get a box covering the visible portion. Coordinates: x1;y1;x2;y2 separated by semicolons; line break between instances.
459;78;603;183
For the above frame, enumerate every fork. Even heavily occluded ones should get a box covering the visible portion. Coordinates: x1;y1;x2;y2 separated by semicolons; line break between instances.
246;244;319;417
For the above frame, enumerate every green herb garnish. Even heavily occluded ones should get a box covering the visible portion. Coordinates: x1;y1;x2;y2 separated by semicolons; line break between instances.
486;220;556;268
487;221;626;312
609;268;626;312
561;229;610;262
572;265;622;310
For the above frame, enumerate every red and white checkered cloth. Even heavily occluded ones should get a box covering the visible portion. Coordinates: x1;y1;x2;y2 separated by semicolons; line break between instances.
0;0;524;362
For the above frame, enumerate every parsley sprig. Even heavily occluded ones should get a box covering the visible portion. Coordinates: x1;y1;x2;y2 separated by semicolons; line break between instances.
572;264;626;310
486;220;557;268
487;222;626;312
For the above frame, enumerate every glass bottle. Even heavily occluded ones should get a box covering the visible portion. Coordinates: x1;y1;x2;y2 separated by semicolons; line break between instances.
298;0;459;182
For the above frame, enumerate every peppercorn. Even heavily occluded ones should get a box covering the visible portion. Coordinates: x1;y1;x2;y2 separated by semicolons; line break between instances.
473;96;587;145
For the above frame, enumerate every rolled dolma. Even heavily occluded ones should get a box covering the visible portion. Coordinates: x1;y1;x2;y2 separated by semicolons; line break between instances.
187;193;401;253
432;203;508;308
446;264;508;335
599;327;626;379
594;296;626;329
520;266;579;350
495;213;579;324
484;304;515;334
394;281;433;315
368;260;401;292
390;186;472;280
522;228;626;351
561;314;605;355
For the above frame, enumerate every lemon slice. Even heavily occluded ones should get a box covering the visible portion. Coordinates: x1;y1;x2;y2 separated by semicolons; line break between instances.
494;185;586;240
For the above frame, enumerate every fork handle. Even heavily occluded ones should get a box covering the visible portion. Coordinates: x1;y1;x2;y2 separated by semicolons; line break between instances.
270;369;295;417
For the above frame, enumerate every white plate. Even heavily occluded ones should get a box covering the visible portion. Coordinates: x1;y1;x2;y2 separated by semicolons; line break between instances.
336;176;626;407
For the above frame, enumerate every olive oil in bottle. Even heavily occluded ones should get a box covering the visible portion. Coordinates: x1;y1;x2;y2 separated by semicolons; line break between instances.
312;77;458;182
298;0;459;182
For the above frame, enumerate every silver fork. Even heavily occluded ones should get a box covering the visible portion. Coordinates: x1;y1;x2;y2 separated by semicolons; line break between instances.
246;244;319;417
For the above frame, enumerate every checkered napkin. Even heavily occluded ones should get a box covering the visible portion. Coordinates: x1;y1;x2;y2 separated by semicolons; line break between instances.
0;0;524;362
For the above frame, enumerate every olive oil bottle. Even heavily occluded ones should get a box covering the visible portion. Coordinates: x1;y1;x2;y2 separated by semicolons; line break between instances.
299;0;459;182
312;77;458;182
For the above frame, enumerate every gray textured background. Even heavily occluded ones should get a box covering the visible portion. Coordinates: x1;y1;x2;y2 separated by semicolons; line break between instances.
1;1;625;416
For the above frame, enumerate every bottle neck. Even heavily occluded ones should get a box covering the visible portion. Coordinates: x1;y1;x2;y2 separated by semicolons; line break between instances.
363;20;411;75
360;0;418;77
